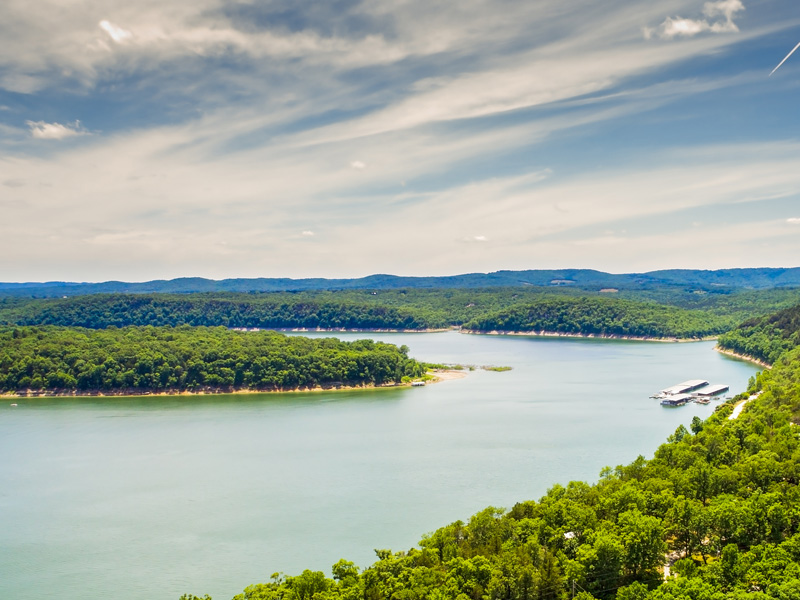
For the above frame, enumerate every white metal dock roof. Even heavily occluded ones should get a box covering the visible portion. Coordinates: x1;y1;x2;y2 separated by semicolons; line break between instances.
694;384;729;397
677;379;709;388
661;380;708;395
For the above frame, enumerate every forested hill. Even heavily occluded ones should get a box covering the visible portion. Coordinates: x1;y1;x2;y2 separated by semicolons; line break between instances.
463;297;728;339
717;303;800;365
6;290;799;338
0;293;445;330
183;343;800;600
0;326;426;394
4;266;800;297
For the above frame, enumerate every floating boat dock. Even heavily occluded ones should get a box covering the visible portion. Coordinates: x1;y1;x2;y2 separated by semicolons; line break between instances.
692;384;730;397
653;380;729;406
659;380;708;396
660;393;692;407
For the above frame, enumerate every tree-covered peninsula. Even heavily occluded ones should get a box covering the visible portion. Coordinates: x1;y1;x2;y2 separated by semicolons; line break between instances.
0;326;427;394
463;297;726;339
179;304;800;600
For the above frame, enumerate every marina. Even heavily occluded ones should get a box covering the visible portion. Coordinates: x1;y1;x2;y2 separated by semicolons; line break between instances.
654;380;729;407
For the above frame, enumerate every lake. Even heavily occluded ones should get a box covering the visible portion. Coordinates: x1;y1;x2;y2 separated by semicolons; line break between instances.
0;332;760;600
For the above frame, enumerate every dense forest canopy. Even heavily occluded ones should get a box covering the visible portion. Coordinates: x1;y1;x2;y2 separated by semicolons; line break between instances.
462;297;726;339
717;304;800;366
0;326;427;393
0;293;440;330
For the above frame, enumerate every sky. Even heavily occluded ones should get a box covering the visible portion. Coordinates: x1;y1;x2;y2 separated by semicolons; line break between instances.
1;0;800;282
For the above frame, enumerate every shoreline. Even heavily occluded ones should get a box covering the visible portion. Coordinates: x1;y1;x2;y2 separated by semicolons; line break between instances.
240;327;452;334
1;369;466;399
714;346;772;369
429;369;468;382
461;329;718;343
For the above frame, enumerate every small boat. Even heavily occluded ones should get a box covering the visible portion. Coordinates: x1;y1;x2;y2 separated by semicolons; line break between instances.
10;403;18;407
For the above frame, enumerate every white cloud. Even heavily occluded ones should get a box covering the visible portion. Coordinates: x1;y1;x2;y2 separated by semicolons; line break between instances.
302;230;315;236
787;218;800;224
99;20;132;44
704;0;745;22
648;0;744;40
657;18;710;38
26;120;87;140
473;235;488;242
350;160;366;170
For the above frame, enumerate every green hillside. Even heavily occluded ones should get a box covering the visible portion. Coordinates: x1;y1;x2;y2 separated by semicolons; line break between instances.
717;304;800;365
5;288;799;337
463;297;727;339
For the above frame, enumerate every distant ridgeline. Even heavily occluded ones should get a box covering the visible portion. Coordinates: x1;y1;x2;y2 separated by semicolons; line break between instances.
0;326;426;394
717;303;800;365
179;313;800;600
3;267;800;297
3;289;800;338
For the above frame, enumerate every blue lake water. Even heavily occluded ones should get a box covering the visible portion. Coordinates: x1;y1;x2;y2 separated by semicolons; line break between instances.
0;332;760;600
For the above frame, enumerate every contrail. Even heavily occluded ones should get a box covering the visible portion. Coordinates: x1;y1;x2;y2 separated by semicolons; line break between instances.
770;40;800;76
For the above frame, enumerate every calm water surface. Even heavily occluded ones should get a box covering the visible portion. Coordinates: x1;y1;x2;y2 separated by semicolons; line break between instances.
0;332;760;600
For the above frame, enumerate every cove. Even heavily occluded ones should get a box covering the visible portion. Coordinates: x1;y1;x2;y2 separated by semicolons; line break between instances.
0;332;760;600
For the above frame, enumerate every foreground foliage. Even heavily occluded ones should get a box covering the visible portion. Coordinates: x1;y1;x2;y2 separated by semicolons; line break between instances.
0;326;426;393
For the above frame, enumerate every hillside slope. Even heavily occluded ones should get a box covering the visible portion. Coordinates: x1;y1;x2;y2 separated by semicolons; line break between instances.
717;303;800;365
463;296;727;339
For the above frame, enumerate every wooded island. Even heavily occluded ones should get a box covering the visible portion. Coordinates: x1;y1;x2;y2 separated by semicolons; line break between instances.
0;326;427;394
